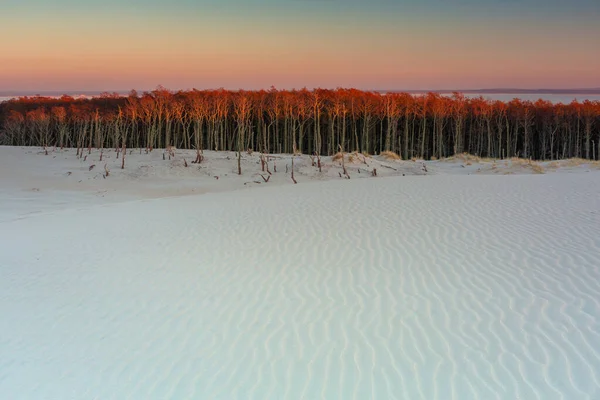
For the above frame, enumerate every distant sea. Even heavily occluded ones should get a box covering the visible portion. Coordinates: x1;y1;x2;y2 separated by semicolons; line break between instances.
440;92;600;104
388;91;600;104
1;91;600;104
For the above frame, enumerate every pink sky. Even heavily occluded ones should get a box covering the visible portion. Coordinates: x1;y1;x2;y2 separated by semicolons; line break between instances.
2;2;599;91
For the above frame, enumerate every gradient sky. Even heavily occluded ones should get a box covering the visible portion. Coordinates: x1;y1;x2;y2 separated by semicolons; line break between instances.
1;0;599;91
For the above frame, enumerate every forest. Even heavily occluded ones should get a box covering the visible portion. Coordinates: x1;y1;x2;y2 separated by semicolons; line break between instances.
1;87;599;161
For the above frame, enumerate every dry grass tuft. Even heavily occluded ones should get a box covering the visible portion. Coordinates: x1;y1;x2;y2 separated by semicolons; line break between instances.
451;153;496;164
350;151;370;165
559;158;600;168
454;153;481;163
380;150;401;160
509;157;545;174
332;152;344;162
509;157;528;165
530;163;545;174
332;151;369;164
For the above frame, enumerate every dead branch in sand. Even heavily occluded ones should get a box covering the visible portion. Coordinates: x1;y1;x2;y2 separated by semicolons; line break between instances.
166;145;175;158
89;164;95;171
192;148;203;164
260;174;270;182
260;153;266;171
121;141;126;169
104;164;110;177
291;156;297;184
338;144;349;178
359;153;369;165
314;152;322;172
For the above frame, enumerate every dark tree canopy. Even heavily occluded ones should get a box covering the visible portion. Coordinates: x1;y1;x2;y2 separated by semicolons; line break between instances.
1;88;599;160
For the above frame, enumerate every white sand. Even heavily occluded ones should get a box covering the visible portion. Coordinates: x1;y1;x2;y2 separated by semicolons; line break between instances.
1;147;600;399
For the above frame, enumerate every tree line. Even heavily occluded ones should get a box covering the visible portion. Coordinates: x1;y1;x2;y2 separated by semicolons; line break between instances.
1;87;599;160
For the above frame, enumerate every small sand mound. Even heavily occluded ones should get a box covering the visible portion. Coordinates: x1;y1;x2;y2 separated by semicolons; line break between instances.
530;163;545;174
332;151;370;164
509;158;545;174
348;152;370;164
380;151;401;160
448;153;480;163
561;158;600;168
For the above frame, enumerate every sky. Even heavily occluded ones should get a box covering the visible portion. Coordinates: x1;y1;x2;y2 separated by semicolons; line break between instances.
1;0;599;92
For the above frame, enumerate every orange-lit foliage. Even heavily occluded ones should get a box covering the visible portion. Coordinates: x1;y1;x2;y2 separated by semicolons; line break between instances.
1;88;599;160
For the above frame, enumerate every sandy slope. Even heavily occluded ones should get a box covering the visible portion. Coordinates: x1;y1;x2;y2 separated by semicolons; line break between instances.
0;146;424;222
1;146;598;223
1;148;600;399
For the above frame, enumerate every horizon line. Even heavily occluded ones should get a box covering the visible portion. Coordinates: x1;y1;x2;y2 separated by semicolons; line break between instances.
2;87;600;96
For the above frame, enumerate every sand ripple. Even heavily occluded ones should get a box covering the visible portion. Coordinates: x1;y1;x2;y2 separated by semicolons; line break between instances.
1;174;600;399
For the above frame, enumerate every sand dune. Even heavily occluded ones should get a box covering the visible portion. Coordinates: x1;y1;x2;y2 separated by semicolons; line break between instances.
1;148;600;399
1;145;598;223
